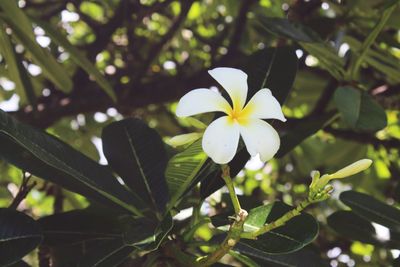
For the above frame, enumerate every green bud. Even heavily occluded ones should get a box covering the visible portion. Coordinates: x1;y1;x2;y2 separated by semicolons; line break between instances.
167;132;202;147
308;159;372;202
309;170;320;188
329;159;373;179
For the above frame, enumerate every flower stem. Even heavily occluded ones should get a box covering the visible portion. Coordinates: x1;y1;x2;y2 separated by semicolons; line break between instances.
221;165;241;214
195;165;246;266
241;198;312;239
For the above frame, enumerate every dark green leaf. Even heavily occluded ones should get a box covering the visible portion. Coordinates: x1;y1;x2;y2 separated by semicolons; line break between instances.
327;210;381;245
211;202;319;254
245;47;298;104
256;17;321;42
121;216;158;246
78;238;134;267
334;87;387;132
234;246;329;267
0;209;42;266
340;190;400;231
38;210;122;246
0;110;144;215
166;139;207;210
102;119;169;214
276;111;337;158
200;147;248;199
229;250;260;267
240;202;318;254
9;261;31;267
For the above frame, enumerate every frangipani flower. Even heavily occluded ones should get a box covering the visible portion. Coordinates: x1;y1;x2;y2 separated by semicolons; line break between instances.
176;67;286;164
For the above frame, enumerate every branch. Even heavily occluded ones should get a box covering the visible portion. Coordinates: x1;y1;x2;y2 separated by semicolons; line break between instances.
324;126;400;149
10;69;212;128
311;78;338;115
9;172;36;210
223;0;256;61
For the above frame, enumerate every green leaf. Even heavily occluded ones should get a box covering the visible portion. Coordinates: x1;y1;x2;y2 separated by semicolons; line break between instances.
240;202;318;254
334;87;387;132
33;18;117;102
102;119;169;214
276;111;337;158
211;202;319;254
340;190;400;232
256;17;320;42
243;204;274;232
38;210;123;246
245;47;298;104
233;246;329;267
166;139;207;210
327;210;383;245
78;238;135;267
300;42;345;80
0;3;73;93
0;25;36;105
9;261;31;267
345;36;400;83
229;250;260;267
0;208;43;266
0;110;144;215
0;1;35;41
140;214;173;251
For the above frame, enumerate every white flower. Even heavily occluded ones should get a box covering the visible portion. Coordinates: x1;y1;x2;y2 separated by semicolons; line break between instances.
176;67;286;164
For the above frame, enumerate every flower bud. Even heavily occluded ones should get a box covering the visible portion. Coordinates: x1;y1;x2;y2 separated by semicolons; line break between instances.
167;132;202;147
309;159;372;202
329;159;373;179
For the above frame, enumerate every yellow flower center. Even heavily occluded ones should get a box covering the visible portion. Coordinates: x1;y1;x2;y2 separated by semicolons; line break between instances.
228;106;251;125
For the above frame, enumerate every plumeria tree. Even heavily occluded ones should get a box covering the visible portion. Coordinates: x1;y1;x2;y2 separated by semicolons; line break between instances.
0;0;400;267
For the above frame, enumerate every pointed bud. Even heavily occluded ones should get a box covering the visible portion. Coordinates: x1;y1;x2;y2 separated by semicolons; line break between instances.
329;159;373;179
167;132;202;147
309;170;320;189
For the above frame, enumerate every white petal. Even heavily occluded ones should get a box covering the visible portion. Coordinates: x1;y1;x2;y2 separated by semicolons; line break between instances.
242;89;286;121
239;119;280;162
208;67;248;110
176;88;231;117
202;116;240;164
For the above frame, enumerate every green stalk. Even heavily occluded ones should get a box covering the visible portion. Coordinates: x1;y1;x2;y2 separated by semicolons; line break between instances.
348;4;397;80
196;165;247;266
221;165;241;214
241;199;312;239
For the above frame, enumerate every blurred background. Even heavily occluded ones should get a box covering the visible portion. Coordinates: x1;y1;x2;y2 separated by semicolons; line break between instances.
0;0;399;266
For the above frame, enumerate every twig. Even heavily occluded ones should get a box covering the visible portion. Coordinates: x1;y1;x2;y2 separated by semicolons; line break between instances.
223;0;256;59
241;199;311;239
9;172;36;209
197;209;248;266
311;78;339;115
